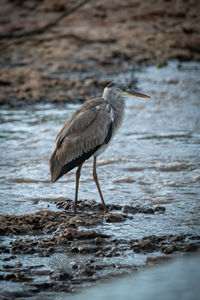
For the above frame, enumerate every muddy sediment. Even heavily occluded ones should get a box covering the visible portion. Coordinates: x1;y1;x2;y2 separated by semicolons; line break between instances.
0;0;200;106
0;200;199;298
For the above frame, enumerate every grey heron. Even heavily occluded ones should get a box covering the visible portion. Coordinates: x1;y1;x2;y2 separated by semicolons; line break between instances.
50;81;150;213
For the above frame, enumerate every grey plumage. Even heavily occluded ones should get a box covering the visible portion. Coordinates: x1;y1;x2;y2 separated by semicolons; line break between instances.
50;98;114;182
49;81;150;212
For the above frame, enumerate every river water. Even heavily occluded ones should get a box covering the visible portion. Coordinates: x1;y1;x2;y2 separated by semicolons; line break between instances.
1;61;200;235
0;61;200;297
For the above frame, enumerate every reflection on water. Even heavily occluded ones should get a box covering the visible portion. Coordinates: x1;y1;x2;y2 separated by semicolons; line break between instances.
0;61;200;239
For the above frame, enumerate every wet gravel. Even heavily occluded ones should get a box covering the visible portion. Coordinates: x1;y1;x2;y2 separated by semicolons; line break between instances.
0;200;199;298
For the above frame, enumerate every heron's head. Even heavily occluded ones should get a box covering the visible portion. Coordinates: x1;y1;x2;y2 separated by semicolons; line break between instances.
103;81;150;101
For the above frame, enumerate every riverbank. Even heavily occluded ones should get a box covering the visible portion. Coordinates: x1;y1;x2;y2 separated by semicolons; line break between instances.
0;0;200;106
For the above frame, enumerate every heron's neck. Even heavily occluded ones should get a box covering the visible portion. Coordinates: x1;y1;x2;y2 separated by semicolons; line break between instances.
103;91;125;130
103;89;124;107
107;94;124;111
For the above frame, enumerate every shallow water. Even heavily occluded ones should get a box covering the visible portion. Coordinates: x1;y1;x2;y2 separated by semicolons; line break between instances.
0;61;200;238
0;61;200;297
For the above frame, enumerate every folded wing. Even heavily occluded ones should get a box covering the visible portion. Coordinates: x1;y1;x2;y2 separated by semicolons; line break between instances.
50;98;113;182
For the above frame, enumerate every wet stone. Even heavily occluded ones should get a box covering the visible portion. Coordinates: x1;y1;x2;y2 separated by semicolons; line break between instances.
3;264;14;269
155;206;166;213
94;250;105;257
2;290;37;299
122;205;164;214
94;237;104;244
63;228;110;240
77;244;99;254
0;209;199;297
85;218;103;226
47;246;54;253
104;213;125;223
131;235;200;254
32;270;51;276
37;240;55;248
163;245;176;254
146;255;174;267
2;255;17;261
94;264;104;271
80;267;95;277
68;217;82;226
51;270;73;281
132;238;158;253
122;205;140;214
105;247;118;257
184;243;199;252
71;263;78;270
31;282;54;291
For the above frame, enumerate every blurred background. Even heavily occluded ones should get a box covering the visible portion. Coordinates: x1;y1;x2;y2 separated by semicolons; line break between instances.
0;0;199;106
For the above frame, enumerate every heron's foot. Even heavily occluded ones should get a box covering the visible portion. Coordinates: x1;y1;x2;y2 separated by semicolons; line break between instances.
73;204;77;214
103;205;108;213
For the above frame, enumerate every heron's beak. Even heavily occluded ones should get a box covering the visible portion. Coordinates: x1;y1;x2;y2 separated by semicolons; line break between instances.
127;89;150;98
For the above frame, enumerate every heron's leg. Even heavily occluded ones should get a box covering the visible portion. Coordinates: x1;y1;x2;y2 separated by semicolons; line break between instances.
74;163;83;213
93;157;107;212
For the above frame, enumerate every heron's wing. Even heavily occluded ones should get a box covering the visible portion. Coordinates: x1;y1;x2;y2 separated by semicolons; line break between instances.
50;98;113;182
55;97;105;147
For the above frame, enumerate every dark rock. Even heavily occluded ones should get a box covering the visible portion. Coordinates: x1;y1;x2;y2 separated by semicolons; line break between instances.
71;247;79;253
3;273;16;280
131;235;163;253
32;282;54;290
51;270;72;281
3;255;17;261
104;213;125;223
94;264;104;270
37;240;55;248
155;206;166;213
80;267;95;276
63;228;110;240
146;255;173;266
144;208;154;214
122;205;140;214
163;245;176;254
131;234;200;255
184;243;199;252
122;205;165;215
105;247;118;257
71;263;78;269
3;264;14;269
47;246;54;253
77;244;98;254
2;291;35;298
94;237;104;244
95;250;105;257
170;235;185;242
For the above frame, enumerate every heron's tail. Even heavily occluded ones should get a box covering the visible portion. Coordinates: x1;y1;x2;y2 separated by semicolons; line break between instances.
50;144;102;183
49;148;62;182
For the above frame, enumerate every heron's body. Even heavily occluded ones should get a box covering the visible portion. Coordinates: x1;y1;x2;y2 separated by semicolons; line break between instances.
50;82;150;212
